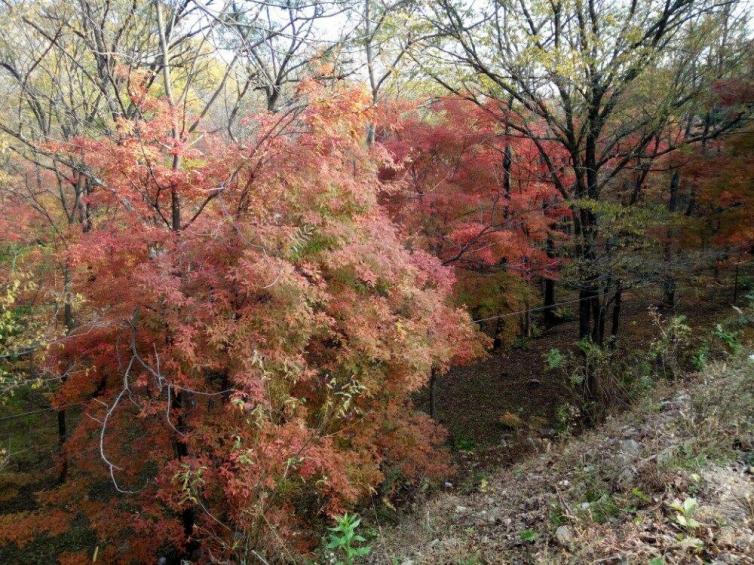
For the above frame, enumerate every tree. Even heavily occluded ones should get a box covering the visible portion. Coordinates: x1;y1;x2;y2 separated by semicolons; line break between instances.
352;0;426;144
0;79;482;561
380;97;569;343
0;0;296;478
196;0;350;115
420;0;747;341
683;74;754;298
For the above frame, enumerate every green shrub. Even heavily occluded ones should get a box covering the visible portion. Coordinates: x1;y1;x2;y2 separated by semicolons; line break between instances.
324;513;371;565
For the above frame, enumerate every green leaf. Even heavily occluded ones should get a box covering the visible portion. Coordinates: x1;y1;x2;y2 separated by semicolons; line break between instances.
678;536;704;550
682;498;698;514
519;529;538;542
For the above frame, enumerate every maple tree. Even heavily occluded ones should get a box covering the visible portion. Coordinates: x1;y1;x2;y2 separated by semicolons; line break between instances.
0;80;483;561
680;77;754;290
380;97;569;340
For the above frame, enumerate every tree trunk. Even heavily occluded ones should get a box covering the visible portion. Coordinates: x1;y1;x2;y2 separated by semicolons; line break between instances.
579;287;595;340
492;317;503;350
576;206;598;340
521;298;531;338
543;233;556;328
156;1;195;554
610;284;622;343
429;368;437;419
172;388;197;556
592;289;606;346
57;265;75;482
663;170;680;308
543;278;556;328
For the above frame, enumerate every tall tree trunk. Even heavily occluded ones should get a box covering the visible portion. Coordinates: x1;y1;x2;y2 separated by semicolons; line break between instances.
663;170;681;308
492;317;503;350
577;209;598;341
156;2;196;555
520;297;531;338
543;278;556;328
592;288;606;346
579;287;596;340
542;231;556;328
57;264;75;483
429;368;438;419
610;283;622;343
578;125;600;342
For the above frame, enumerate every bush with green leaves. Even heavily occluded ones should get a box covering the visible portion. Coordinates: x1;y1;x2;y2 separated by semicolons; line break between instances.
544;309;700;422
545;347;565;370
324;513;371;565
697;294;754;365
691;342;710;370
648;309;693;379
713;323;741;353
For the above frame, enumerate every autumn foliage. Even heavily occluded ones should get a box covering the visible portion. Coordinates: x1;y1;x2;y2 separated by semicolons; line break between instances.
0;82;482;560
376;98;571;333
1;49;752;565
381;98;568;274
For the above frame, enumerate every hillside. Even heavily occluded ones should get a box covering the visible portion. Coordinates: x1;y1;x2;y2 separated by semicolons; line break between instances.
369;353;754;564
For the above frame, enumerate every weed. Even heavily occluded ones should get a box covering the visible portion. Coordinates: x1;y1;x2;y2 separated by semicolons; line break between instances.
324;513;371;565
713;323;741;353
512;335;530;350
459;470;488;495
691;342;709;370
519;529;538;542
548;504;567;527
544;347;564;370
554;402;580;436
453;436;476;453
649;310;692;379
582;491;621;524
669;497;701;532
499;411;524;430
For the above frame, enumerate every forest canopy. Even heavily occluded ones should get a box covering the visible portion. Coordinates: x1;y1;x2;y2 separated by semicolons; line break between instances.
0;0;752;562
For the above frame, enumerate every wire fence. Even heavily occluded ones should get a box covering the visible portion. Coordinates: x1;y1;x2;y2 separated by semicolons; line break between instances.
0;259;751;471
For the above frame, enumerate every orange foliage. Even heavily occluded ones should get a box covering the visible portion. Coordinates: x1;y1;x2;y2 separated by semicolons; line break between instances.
380;97;569;278
1;82;484;560
0;510;71;549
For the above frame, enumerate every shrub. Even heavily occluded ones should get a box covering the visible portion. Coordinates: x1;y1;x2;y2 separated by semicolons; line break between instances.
0;84;485;561
549;309;697;422
323;513;371;564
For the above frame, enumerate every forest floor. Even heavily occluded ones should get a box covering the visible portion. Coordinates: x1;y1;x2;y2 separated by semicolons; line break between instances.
418;278;742;482
364;273;754;564
368;350;754;564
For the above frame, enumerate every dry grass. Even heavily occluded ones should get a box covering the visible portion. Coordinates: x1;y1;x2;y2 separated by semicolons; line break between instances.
368;351;754;564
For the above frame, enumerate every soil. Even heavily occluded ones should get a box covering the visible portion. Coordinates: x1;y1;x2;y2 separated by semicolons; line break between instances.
369;349;754;564
420;278;739;481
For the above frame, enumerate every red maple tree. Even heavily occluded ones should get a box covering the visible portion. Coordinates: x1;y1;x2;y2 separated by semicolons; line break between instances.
0;81;484;560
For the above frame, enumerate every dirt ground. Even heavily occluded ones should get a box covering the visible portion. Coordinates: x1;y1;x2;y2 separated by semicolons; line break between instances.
369;350;754;564
419;278;741;480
